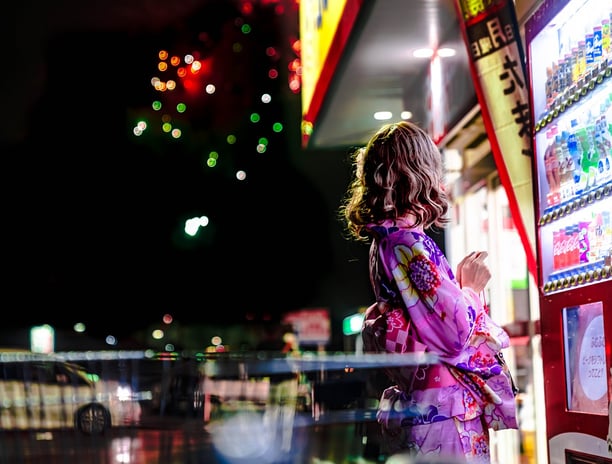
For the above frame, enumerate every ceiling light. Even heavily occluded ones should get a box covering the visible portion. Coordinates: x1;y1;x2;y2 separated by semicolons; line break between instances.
413;48;434;58
413;47;456;58
374;111;393;120
437;48;457;57
400;111;412;120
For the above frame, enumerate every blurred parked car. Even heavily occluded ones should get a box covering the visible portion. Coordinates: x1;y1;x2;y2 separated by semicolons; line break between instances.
0;355;142;434
148;358;204;418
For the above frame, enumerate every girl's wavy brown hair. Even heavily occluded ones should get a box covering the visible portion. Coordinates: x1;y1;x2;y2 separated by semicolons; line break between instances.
340;120;450;241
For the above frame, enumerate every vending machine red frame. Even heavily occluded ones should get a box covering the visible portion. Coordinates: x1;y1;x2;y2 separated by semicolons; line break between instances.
525;0;612;462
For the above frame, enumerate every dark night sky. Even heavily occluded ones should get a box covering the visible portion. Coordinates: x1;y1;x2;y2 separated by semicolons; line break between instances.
2;0;372;340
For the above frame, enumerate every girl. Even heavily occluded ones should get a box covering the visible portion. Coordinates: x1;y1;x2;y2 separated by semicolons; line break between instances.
339;121;518;463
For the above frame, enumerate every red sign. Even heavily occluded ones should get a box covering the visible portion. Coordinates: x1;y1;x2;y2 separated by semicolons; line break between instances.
282;307;330;344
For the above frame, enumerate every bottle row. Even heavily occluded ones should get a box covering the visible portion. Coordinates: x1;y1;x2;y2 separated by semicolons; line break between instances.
543;12;612;113
541;92;612;209
550;210;611;272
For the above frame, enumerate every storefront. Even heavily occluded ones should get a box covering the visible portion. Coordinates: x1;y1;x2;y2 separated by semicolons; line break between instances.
299;0;546;462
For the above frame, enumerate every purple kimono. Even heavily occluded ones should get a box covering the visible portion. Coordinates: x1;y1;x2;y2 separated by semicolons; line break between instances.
362;221;518;461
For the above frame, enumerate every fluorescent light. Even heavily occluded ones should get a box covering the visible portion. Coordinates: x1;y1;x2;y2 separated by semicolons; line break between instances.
374;111;393;120
413;47;456;58
400;111;412;120
413;48;434;58
438;48;456;57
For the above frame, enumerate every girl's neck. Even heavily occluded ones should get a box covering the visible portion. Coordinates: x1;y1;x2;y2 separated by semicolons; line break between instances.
395;214;422;231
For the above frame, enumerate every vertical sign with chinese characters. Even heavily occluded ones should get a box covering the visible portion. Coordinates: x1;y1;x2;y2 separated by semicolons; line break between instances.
454;0;537;280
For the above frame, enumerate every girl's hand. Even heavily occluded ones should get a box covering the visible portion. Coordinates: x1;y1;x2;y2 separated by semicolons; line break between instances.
456;251;491;293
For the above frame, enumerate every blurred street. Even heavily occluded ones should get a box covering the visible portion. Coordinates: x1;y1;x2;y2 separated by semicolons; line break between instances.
0;404;382;464
0;350;401;464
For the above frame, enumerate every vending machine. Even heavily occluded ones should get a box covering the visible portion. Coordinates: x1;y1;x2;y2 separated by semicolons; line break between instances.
525;0;612;462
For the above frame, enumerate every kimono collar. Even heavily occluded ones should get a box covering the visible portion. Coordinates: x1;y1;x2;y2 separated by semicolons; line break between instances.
367;216;424;239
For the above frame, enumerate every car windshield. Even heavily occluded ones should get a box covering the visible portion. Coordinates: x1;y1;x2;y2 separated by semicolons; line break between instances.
0;361;94;387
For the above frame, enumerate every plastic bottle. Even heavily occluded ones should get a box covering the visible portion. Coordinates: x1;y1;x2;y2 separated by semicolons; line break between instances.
603;19;611;57
582;112;600;190
578;220;591;264
593;26;603;64
597;111;612;182
567;120;583;194
544;128;561;205
558;131;574;201
573;118;590;194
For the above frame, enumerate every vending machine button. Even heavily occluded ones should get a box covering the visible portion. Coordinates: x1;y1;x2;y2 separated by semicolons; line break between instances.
594;269;602;280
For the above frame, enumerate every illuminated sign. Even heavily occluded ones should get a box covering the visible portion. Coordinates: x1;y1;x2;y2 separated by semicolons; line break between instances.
282;307;330;344
30;324;55;354
299;0;362;146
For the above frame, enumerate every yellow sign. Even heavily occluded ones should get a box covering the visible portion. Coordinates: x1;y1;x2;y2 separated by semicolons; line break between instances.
299;0;350;124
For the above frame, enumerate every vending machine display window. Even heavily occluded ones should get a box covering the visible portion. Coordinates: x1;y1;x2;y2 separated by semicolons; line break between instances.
527;0;612;458
562;301;608;415
526;0;612;295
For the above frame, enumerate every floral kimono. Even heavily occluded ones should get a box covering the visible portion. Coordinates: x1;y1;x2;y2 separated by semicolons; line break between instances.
362;220;518;462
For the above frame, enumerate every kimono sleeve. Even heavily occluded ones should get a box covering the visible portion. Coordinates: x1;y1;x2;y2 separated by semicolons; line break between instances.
382;232;482;360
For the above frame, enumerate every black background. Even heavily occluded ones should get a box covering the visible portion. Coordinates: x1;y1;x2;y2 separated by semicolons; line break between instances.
2;0;372;341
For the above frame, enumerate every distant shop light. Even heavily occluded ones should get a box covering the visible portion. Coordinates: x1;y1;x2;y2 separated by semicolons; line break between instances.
30;325;55;354
343;313;365;336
